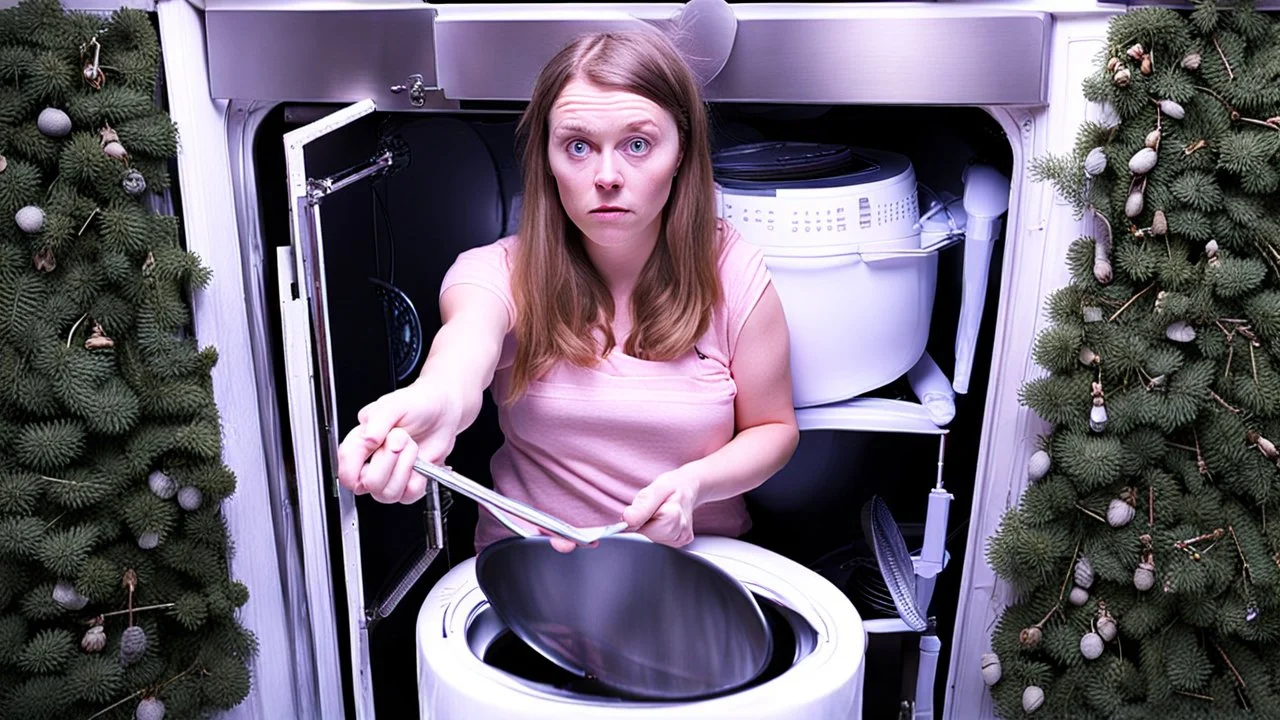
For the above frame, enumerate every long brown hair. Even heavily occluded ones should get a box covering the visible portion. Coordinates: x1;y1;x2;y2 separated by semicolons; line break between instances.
506;30;721;402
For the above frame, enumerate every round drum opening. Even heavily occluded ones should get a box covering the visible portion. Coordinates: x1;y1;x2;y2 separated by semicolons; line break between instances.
469;594;817;701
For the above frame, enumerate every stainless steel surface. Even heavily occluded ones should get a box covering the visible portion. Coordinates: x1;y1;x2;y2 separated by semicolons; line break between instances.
462;585;820;703
307;151;394;201
204;3;439;107
370;545;440;624
413;461;629;546
367;479;445;625
300;200;342;490
434;5;1050;105
475;534;773;700
202;3;1050;107
1097;0;1280;6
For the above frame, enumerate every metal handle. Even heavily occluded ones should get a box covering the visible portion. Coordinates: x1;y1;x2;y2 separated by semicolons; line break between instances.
412;460;626;546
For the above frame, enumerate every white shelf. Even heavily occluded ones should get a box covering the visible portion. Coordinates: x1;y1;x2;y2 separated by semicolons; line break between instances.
796;397;950;436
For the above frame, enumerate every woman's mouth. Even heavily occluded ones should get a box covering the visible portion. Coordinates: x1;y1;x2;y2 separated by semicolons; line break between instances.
589;205;629;220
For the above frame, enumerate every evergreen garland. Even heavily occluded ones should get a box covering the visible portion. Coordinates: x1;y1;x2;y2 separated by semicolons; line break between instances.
985;2;1280;718
0;2;254;718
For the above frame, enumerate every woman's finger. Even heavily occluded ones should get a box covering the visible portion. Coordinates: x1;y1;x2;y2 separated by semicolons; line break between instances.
639;500;691;546
400;464;428;504
359;440;400;498
533;526;596;553
623;484;673;529
337;425;374;492
376;429;416;503
549;536;578;553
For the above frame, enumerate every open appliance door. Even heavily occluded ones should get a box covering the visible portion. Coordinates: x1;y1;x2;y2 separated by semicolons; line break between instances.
277;99;445;720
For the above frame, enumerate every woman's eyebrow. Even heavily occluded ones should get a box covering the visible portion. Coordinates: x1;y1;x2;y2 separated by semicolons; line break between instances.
551;121;593;139
551;119;660;139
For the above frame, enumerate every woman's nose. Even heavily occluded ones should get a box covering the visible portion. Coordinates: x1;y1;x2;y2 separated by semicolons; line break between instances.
594;155;623;190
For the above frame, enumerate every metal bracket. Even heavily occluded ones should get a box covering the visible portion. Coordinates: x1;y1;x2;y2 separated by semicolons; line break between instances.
390;73;430;108
305;150;394;206
366;482;448;627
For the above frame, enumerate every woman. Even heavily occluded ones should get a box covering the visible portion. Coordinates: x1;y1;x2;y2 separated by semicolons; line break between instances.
335;29;798;553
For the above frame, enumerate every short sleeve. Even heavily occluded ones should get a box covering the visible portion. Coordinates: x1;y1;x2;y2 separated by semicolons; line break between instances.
716;220;772;361
439;237;518;332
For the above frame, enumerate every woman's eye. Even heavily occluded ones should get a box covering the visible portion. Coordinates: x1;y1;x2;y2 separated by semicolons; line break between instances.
628;138;650;154
568;140;589;157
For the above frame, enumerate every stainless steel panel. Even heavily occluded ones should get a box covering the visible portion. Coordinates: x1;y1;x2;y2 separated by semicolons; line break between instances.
202;3;1048;108
205;2;438;107
706;14;1049;105
434;6;1050;106
1099;0;1280;7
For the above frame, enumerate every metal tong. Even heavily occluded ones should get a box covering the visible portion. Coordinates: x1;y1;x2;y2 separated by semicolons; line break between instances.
412;460;629;546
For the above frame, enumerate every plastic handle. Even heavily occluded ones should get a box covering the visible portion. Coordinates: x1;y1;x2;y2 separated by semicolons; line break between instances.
859;234;961;264
953;163;1010;394
952;218;998;393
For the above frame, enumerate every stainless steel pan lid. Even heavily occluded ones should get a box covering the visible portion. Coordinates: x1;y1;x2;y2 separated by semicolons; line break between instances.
475;534;774;701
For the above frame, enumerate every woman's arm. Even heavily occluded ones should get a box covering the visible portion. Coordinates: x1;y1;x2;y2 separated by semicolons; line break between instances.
335;283;509;503
621;283;799;544
685;282;799;504
424;283;512;432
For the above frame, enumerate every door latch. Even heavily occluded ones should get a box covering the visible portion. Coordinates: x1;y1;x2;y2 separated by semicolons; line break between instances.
390;73;428;107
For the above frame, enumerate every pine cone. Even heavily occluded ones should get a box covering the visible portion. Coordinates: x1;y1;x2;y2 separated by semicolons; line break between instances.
1084;147;1107;177
148;470;177;500
1097;615;1118;642
1074;557;1095;589
1019;626;1042;648
1151;210;1168;236
123;169;147;196
120;625;148;665
33;245;56;273
82;625;106;653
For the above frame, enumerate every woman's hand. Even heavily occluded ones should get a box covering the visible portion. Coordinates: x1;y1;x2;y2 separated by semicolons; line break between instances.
335;380;464;505
541;528;596;554
622;469;700;547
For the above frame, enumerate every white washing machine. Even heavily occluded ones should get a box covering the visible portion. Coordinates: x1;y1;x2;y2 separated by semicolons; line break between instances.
417;536;866;719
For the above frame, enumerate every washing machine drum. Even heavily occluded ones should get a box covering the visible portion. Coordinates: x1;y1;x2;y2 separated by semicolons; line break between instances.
711;141;928;408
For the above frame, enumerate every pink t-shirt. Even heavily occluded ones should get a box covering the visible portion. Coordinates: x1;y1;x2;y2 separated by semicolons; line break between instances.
440;220;771;552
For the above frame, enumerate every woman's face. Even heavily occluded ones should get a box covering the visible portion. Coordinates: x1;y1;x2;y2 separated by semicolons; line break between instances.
547;79;682;250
